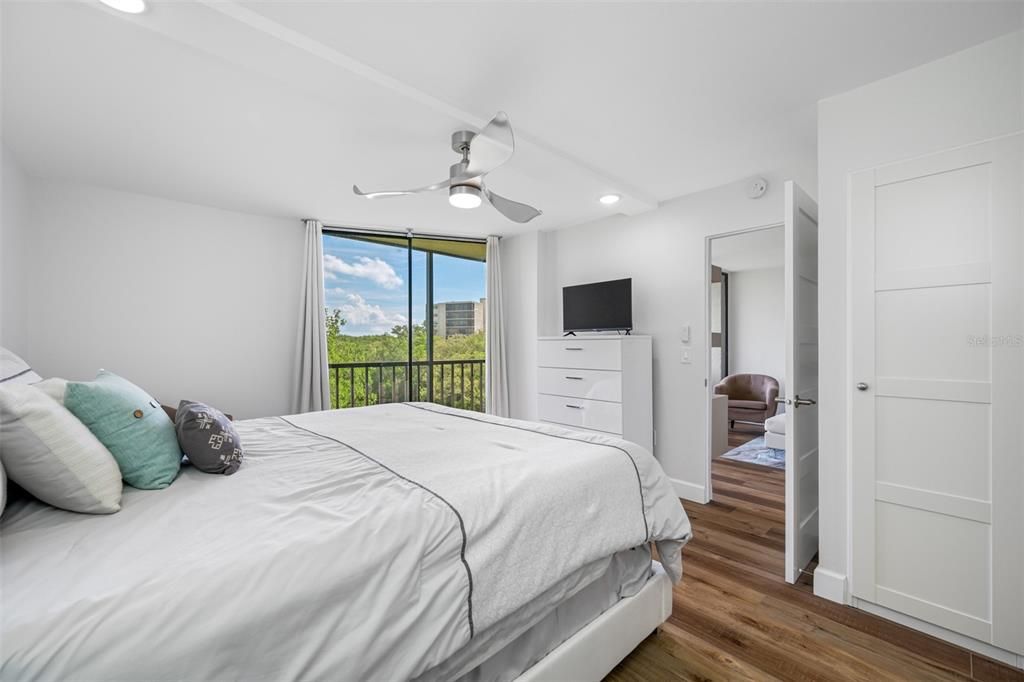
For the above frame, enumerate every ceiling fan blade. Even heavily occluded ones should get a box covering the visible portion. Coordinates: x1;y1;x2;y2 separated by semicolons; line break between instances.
465;111;515;177
352;178;450;199
482;185;542;223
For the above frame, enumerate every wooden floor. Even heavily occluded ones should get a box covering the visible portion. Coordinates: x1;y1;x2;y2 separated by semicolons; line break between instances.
726;423;762;449
606;433;1023;682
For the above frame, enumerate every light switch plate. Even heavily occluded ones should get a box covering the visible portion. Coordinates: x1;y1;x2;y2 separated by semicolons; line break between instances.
681;347;692;364
681;325;691;343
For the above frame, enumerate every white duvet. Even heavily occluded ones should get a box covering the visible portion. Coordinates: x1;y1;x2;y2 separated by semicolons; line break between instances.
0;403;691;681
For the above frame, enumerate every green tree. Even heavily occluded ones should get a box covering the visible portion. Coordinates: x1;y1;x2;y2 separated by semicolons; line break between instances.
323;308;485;411
325;308;346;338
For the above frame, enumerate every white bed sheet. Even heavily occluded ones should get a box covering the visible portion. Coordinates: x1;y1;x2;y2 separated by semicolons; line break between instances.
1;403;690;681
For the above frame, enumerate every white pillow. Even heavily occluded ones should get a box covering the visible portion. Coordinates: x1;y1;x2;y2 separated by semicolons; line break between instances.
1;347;41;385
0;383;123;514
35;377;68;404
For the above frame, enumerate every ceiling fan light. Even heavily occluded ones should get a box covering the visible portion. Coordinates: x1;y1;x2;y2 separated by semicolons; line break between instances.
449;185;482;209
599;193;621;205
98;0;147;13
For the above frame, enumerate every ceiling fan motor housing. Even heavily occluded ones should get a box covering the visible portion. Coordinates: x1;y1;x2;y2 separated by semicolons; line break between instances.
449;160;480;187
449;133;482;207
451;129;476;153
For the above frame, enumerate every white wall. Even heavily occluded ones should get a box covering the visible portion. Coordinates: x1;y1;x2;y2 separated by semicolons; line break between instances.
525;169;815;500
816;31;1024;603
1;146;29;356
20;180;305;419
726;267;785;396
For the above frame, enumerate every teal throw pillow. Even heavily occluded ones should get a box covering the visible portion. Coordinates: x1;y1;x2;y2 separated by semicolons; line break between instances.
64;370;182;489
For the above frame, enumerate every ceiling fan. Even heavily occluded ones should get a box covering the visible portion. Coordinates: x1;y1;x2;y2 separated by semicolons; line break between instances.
353;112;542;223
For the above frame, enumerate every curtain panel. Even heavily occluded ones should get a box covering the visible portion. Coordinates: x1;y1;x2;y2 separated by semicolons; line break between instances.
294;219;331;413
485;235;510;417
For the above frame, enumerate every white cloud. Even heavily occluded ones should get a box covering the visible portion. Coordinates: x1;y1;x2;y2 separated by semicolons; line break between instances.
329;290;407;334
323;253;402;289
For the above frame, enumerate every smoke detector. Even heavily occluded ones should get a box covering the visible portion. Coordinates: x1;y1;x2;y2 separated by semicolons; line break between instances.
747;177;768;199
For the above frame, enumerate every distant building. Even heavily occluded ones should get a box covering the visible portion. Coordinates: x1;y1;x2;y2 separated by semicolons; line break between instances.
433;298;486;339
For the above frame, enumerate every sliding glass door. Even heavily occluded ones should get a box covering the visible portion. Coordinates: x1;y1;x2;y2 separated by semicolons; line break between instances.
425;249;486;410
322;230;486;411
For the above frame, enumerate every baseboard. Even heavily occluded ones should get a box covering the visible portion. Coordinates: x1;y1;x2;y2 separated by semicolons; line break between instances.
851;598;1024;670
812;566;847;604
670;478;706;503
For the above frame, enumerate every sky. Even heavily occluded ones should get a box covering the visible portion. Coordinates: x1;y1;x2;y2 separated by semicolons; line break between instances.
322;235;486;335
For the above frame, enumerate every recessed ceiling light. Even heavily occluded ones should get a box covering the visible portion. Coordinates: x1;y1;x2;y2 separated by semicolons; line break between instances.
99;0;147;14
599;194;621;205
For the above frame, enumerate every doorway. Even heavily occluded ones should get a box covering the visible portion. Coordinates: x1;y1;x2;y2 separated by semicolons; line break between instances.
708;224;786;466
703;181;820;585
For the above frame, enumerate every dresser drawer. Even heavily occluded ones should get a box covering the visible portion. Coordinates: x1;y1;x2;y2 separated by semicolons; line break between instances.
537;367;622;402
537;394;623;435
537;339;621;371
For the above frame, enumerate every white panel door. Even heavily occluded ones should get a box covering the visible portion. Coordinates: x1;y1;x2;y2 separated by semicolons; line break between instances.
850;134;1023;653
784;181;820;585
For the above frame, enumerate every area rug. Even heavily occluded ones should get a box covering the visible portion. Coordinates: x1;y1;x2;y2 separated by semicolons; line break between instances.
720;436;785;469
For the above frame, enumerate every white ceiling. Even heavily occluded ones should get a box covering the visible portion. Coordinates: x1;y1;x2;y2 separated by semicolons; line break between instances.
712;225;784;272
2;1;1021;237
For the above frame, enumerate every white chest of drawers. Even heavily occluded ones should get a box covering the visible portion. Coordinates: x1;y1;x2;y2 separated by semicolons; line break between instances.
536;336;654;453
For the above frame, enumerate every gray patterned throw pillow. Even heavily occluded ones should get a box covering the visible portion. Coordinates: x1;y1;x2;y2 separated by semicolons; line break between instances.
174;401;243;475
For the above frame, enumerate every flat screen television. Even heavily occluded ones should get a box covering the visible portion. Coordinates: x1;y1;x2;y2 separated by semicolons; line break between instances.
562;278;632;333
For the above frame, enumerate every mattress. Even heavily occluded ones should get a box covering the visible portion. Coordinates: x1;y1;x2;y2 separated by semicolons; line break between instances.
1;403;691;681
443;547;654;682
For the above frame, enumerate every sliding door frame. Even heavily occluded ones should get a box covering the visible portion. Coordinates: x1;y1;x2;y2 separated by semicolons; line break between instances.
322;225;486;405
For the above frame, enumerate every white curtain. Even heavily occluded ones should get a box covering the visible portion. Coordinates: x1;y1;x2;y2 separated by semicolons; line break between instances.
485;236;510;417
294;219;330;413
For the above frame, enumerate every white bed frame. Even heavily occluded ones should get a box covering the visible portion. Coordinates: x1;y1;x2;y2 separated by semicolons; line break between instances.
516;562;673;681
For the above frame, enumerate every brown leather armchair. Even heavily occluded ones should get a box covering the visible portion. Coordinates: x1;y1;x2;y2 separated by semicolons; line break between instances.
714;373;780;428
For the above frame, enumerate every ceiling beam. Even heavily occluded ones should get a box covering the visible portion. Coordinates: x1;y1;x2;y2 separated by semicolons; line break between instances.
199;0;660;214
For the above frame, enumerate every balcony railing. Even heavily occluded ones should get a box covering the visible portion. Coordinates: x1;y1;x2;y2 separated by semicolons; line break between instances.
329;359;486;412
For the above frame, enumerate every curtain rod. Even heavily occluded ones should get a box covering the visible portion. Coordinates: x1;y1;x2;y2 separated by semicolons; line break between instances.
319;223;489;244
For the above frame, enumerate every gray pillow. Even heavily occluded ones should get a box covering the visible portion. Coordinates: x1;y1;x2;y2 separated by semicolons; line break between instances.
1;347;42;385
174;401;243;475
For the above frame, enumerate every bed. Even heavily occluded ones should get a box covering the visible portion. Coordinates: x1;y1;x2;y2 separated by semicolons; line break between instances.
1;402;692;681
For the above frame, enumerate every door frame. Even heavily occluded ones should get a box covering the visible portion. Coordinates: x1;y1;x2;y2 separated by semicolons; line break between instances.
703;222;785;502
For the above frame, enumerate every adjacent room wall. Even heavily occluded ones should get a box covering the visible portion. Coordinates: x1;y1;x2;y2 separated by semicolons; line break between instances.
816;30;1024;604
726;266;786;397
520;168;815;500
1;145;29;356
21;180;305;419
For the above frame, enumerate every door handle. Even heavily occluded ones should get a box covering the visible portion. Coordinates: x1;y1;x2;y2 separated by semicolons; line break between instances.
565;376;584;381
793;396;816;408
775;397;791;405
565;404;584;410
856;382;869;391
565;347;584;351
